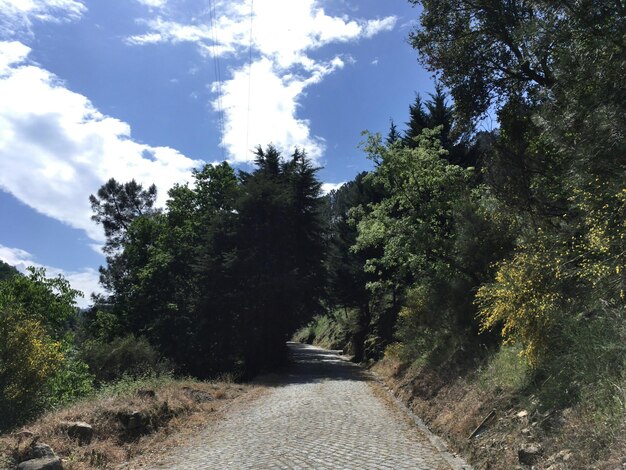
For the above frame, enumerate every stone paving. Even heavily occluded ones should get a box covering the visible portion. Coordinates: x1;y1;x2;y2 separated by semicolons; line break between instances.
150;343;468;469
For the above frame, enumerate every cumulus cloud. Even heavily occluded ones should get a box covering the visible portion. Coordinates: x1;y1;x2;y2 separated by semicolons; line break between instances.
135;0;167;8
0;41;202;241
0;0;86;35
127;0;397;162
0;244;102;308
219;56;344;162
321;182;345;195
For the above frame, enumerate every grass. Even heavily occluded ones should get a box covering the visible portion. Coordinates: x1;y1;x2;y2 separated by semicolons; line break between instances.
476;343;530;392
372;340;625;469
0;375;259;469
292;309;354;351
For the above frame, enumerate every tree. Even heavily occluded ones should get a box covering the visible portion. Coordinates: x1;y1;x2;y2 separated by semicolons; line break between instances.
0;268;88;430
0;260;18;281
90;179;158;306
0;267;82;336
89;179;157;255
386;120;401;146
409;0;558;123
324;172;385;361
402;93;428;147
234;146;326;372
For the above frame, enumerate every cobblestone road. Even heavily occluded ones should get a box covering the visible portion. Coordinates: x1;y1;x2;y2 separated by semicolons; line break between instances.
151;343;468;469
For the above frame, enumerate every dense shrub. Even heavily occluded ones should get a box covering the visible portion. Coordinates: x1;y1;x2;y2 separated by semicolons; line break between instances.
80;335;169;383
45;340;95;407
293;309;355;352
0;306;64;431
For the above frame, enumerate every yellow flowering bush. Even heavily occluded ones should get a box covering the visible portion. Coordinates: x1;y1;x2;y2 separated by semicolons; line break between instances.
0;307;64;429
476;247;564;367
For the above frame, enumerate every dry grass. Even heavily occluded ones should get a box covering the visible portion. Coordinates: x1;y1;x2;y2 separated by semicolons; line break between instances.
0;377;263;469
372;352;626;469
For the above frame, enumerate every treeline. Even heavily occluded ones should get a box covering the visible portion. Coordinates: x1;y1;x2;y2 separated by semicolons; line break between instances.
0;148;326;430
303;0;625;416
0;265;93;429
86;147;325;378
1;0;623;435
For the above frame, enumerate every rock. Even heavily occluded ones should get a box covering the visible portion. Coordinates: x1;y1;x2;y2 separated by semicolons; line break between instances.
127;411;146;430
546;449;573;465
518;443;542;465
184;388;213;403
17;457;62;470
118;410;151;438
520;427;532;436
59;421;93;445
516;410;529;418
137;389;156;399
24;443;55;461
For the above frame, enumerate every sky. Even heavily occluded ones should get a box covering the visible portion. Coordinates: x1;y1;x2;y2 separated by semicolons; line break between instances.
0;0;435;307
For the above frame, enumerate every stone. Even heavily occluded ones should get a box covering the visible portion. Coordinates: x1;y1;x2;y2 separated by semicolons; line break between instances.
520;427;532;436
24;443;55;461
59;421;93;445
17;457;63;470
516;410;529;418
118;410;152;438
184;388;213;403
547;449;573;465
127;411;146;430
137;389;156;399
518;443;542;465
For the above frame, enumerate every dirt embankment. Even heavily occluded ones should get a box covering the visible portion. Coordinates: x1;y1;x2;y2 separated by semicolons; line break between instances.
0;379;264;469
372;354;625;470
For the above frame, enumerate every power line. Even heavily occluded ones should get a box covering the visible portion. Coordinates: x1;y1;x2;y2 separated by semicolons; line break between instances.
208;0;225;159
245;0;254;160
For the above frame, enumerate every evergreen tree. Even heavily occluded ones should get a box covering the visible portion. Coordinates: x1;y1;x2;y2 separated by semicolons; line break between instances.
402;94;428;147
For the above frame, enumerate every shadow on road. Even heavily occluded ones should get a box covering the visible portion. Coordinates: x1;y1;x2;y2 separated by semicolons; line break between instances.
257;342;372;387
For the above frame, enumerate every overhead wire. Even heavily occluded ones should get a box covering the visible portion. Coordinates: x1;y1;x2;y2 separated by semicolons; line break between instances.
245;0;254;159
208;0;226;159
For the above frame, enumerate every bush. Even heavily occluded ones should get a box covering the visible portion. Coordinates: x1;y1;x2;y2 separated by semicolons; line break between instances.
45;340;94;407
80;335;169;383
476;244;565;366
292;309;354;351
0;307;64;431
476;344;530;392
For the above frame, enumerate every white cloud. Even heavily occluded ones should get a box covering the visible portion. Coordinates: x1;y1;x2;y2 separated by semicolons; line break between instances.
219;56;344;162
0;0;86;35
0;41;202;242
135;0;167;8
321;182;345;195
0;244;102;308
127;0;397;162
363;16;397;38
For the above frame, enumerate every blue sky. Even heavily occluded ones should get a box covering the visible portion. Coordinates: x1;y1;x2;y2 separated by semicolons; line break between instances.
0;0;434;307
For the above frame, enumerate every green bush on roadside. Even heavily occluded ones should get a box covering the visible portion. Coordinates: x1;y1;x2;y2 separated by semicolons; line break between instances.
80;335;170;384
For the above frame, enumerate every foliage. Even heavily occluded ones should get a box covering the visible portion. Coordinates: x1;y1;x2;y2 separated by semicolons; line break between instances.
90;149;326;377
476;344;530;392
0;267;82;336
0;306;64;430
89;178;158;255
45;339;95;407
0;268;89;430
80;335;166;384
476;241;565;366
410;0;626;418
293;309;355;352
0;261;18;282
409;0;559;123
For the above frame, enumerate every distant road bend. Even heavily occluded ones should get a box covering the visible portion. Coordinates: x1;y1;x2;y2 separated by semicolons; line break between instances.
151;342;469;469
